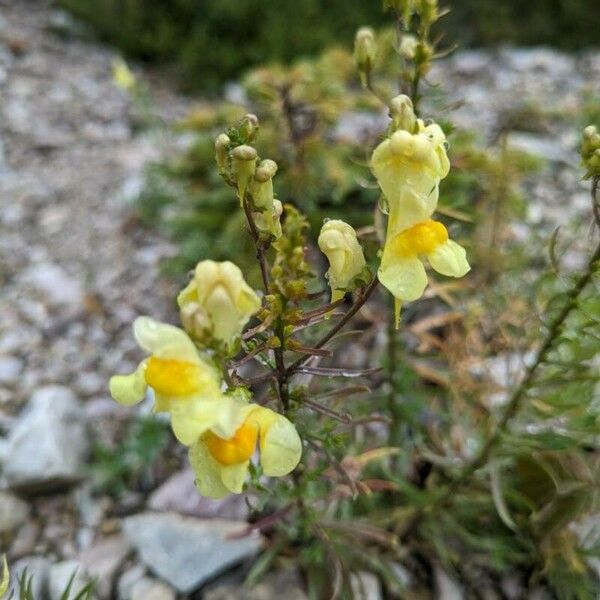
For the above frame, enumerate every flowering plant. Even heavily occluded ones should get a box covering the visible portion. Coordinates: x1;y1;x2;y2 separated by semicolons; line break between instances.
106;1;600;597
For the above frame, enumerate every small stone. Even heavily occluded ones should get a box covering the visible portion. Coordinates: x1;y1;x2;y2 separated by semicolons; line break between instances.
11;520;40;558
204;569;307;600
4;385;89;493
147;468;250;519
130;577;176;600
9;556;51;599
434;566;464;600
78;536;132;599
0;490;29;532
350;572;382;600
0;355;23;385
117;564;146;600
22;262;84;308
49;560;97;600
122;512;263;593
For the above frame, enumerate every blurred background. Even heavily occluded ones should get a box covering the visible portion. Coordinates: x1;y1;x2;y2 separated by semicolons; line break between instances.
0;0;598;598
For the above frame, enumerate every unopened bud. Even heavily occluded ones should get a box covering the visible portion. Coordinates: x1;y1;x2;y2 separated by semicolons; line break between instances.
239;113;259;143
581;125;600;178
399;35;418;60
389;94;416;133
232;145;257;201
214;133;231;173
354;27;376;85
254;159;278;183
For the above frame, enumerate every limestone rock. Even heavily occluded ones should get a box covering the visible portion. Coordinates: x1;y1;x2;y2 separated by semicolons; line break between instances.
4;385;88;493
122;512;263;593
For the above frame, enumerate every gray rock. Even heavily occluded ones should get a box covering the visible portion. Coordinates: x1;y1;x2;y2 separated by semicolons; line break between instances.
147;468;250;519
130;577;176;600
204;569;307;600
9;556;51;599
0;355;23;385
434;566;464;600
49;560;97;600
0;490;29;532
21;262;84;308
78;536;132;599
507;132;572;164
122;512;264;593
4;385;89;493
350;572;382;600
117;564;146;600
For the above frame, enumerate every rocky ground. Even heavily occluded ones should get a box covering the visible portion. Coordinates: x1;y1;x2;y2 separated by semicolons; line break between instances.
0;0;598;599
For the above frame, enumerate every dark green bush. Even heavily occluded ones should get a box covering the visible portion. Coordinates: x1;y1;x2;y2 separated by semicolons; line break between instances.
57;0;599;91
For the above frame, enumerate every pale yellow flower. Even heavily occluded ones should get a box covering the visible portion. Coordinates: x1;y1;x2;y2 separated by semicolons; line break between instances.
318;220;367;302
112;59;136;92
372;120;450;233
379;218;469;326
253;198;283;240
189;394;302;498
178;260;261;346
109;317;228;445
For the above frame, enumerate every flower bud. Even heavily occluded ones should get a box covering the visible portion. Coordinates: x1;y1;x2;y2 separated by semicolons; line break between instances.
231;145;257;201
399;35;418;60
418;0;439;26
214;133;231;174
581;125;600;178
318;220;367;302
384;0;416;22
250;159;278;210
354;27;376;85
178;260;261;347
389;94;417;133
238;113;259;143
253;198;283;240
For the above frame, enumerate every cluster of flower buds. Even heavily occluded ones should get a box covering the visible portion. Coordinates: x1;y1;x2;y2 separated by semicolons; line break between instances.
581;125;600;180
214;115;283;241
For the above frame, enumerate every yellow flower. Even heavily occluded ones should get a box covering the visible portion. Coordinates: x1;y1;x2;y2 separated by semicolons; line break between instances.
112;59;136;92
109;317;228;445
318;220;367;302
178;260;261;346
189;395;302;498
253;198;283;240
372;120;450;233
379;218;469;326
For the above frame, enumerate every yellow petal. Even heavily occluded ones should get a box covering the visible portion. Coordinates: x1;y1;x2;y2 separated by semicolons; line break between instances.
258;411;302;476
177;279;198;308
189;440;231;498
378;254;428;303
133;317;199;363
387;185;439;237
169;396;226;446
109;361;147;406
428;239;470;277
219;461;250;493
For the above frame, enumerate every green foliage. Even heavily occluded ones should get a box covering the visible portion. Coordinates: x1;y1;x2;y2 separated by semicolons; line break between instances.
58;0;599;90
90;415;169;496
12;570;95;600
57;0;386;91
442;0;600;49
